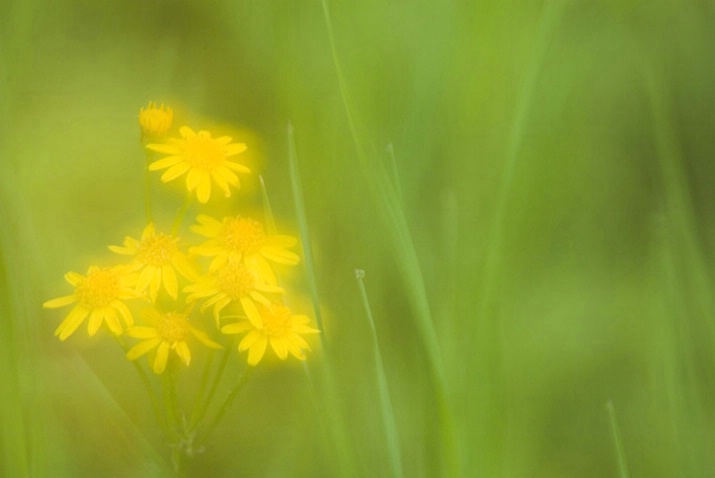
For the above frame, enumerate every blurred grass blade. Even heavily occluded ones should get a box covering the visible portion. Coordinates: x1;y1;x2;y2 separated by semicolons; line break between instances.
606;400;630;478
355;269;404;478
288;123;357;477
287;123;325;336
318;1;458;475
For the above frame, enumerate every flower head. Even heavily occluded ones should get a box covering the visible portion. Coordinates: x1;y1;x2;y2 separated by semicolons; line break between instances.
125;309;221;374
139;102;173;138
109;223;196;301
222;303;319;366
43;266;137;340
146;126;250;203
190;214;299;278
184;260;283;326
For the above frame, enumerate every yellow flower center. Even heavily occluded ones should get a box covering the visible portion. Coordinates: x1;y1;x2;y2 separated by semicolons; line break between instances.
217;262;256;299
183;133;225;170
157;312;190;343
222;217;266;256
261;304;293;337
76;268;121;308
137;233;177;266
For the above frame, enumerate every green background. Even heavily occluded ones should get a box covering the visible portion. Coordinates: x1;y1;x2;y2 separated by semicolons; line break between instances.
2;0;715;476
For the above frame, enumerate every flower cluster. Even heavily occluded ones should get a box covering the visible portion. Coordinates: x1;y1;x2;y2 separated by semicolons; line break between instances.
44;102;319;372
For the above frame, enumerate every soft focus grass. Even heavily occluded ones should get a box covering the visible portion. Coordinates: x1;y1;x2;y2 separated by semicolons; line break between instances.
2;0;715;477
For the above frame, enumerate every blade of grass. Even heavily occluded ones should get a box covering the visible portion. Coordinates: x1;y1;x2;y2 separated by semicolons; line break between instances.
287;124;359;478
646;65;715;475
318;2;457;475
606;400;631;478
287;123;325;337
355;269;404;478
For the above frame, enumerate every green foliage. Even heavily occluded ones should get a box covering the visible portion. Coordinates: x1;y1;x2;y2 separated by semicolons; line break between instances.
2;0;715;476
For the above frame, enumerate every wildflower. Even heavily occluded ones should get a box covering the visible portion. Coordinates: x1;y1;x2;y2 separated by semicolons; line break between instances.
221;303;319;366
146;126;250;203
125;309;221;374
139;102;173;138
184;260;283;326
43;266;137;340
190;214;299;278
109;223;196;301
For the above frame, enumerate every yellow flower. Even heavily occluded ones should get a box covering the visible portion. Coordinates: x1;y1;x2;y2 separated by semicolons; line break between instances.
221;303;319;366
139;102;173;138
190;214;299;278
184;260;283;326
43;266;137;340
125;309;221;374
146;126;250;203
109;223;196;302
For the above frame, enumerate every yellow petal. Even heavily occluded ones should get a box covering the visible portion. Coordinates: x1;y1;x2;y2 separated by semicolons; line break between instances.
162;265;178;299
146;143;181;155
64;271;83;286
270;338;288;360
43;295;76;309
175;341;191;366
126;326;159;339
197;174;211;203
240;297;262;328
247;336;268;365
149;155;183;170
221;322;252;335
238;330;262;351
261;247;300;265
161;162;191;182
179;126;196;138
126;337;162;360
190;327;222;349
153;342;171;374
87;308;107;336
224;143;247;156
55;306;89;341
105;312;124;336
112;300;134;327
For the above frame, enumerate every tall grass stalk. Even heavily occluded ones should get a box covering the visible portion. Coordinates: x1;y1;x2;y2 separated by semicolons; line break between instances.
318;1;458;475
606;400;630;478
355;269;404;478
646;66;715;475
287;123;359;477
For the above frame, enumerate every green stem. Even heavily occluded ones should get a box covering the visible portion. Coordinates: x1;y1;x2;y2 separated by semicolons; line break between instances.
355;270;404;478
606;400;631;478
190;345;232;430
189;350;215;427
199;365;254;444
287;124;325;337
114;337;166;437
172;193;193;235
144;151;154;224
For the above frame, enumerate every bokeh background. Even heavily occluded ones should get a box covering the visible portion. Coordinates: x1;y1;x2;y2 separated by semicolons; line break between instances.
2;0;715;477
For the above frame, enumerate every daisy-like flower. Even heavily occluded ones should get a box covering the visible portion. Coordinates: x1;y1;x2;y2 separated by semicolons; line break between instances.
146;126;250;203
190;214;299;279
43;266;137;340
109;223;196;302
139;102;173;138
184;260;283;326
221;303;319;366
125;309;222;374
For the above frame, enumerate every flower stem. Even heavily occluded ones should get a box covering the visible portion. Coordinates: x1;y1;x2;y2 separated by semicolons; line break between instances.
172;193;193;235
200;365;254;445
189;345;232;431
114;337;166;438
189;350;215;428
144;151;154;223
